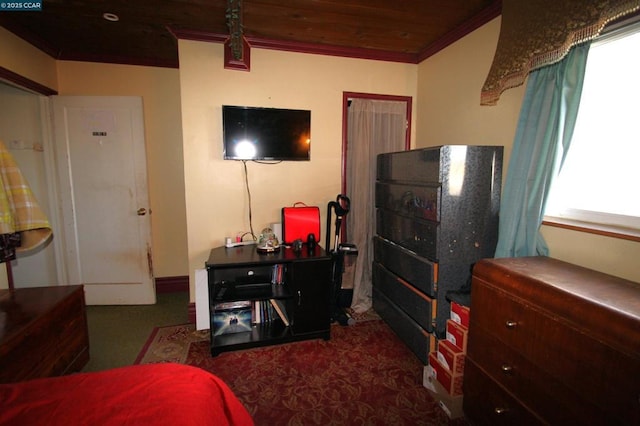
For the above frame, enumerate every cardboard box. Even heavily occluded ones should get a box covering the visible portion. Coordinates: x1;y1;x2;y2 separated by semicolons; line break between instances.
422;364;438;393
423;368;465;419
445;319;468;352
437;338;466;375
428;352;464;396
450;301;470;328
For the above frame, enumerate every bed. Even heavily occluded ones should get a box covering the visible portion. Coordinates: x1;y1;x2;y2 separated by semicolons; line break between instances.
0;363;253;426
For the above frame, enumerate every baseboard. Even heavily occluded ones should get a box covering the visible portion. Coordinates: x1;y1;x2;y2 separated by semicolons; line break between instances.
155;275;189;294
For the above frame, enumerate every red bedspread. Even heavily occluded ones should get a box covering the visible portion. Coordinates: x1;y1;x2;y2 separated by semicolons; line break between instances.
0;363;253;426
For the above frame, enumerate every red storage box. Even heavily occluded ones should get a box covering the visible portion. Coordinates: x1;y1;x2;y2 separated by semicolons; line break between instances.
450;301;470;328
445;319;468;352
437;339;466;375
281;202;320;245
428;353;464;396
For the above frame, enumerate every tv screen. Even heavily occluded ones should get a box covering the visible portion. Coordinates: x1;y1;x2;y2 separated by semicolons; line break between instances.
222;105;311;161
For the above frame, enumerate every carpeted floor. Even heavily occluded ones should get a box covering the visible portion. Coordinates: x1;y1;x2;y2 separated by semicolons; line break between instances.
83;292;190;372
136;317;468;426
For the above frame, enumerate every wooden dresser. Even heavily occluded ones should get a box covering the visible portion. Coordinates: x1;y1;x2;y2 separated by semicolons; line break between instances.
0;285;89;383
463;256;640;425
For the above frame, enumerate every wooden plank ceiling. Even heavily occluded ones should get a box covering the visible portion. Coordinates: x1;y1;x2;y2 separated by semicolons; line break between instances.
0;0;499;68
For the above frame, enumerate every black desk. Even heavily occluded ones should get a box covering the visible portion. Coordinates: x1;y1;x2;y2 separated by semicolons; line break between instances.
205;244;332;355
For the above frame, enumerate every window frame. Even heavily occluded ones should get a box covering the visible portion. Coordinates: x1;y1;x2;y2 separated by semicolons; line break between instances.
542;15;640;242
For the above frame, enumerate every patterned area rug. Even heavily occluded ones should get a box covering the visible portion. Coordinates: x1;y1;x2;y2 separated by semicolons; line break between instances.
135;309;380;365
136;312;467;426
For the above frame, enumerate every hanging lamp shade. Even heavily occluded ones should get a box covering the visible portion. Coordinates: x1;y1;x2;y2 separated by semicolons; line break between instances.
0;140;52;259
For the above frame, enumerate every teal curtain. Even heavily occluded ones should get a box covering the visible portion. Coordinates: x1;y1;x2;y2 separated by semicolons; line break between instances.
494;42;591;258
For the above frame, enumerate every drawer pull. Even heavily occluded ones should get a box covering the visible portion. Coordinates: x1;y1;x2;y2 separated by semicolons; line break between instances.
494;407;509;415
505;320;518;329
501;364;514;374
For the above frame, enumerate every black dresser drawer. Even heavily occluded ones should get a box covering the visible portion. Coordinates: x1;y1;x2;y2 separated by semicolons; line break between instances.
372;262;435;332
372;287;435;364
375;182;441;222
373;236;436;297
375;209;438;260
376;147;443;183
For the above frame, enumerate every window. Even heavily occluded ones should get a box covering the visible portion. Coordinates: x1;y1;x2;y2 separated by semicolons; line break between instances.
544;18;640;235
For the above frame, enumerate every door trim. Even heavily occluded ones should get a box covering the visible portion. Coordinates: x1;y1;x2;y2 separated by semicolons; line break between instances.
341;92;412;194
40;97;68;286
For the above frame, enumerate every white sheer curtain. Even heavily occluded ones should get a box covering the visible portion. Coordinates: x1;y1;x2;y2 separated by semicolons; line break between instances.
346;98;407;313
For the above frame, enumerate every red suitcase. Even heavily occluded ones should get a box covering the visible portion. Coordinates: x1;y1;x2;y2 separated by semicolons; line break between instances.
281;202;320;245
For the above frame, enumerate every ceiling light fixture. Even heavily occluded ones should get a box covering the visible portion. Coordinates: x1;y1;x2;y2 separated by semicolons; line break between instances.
103;12;119;22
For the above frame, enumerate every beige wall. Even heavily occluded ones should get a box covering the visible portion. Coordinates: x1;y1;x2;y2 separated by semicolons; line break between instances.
179;40;418;300
416;17;640;282
0;27;58;91
56;61;188;278
416;18;523;169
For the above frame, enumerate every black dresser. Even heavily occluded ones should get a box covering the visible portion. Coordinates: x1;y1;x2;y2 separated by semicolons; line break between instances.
373;145;503;364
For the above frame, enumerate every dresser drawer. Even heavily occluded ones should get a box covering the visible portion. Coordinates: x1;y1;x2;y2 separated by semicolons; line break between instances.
463;359;541;425
373;236;436;297
375;182;440;222
470;278;545;352
375;208;438;260
467;326;608;424
377;147;443;183
472;277;640;423
372;262;435;332
372;287;435;364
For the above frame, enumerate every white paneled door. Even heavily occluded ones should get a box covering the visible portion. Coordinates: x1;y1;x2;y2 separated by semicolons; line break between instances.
51;96;154;304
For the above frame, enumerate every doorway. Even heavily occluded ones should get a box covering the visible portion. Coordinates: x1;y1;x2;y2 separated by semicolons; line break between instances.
342;92;411;313
0;82;57;289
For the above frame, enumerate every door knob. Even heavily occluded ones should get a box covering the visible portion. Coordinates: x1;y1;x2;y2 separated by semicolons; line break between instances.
137;208;147;216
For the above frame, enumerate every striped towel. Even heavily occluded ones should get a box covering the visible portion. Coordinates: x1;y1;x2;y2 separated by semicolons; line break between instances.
0;140;52;254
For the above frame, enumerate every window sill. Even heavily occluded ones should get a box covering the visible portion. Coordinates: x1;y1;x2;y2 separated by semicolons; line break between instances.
542;217;640;243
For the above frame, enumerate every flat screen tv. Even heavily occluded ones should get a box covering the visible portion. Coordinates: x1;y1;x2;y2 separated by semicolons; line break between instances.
222;105;311;161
